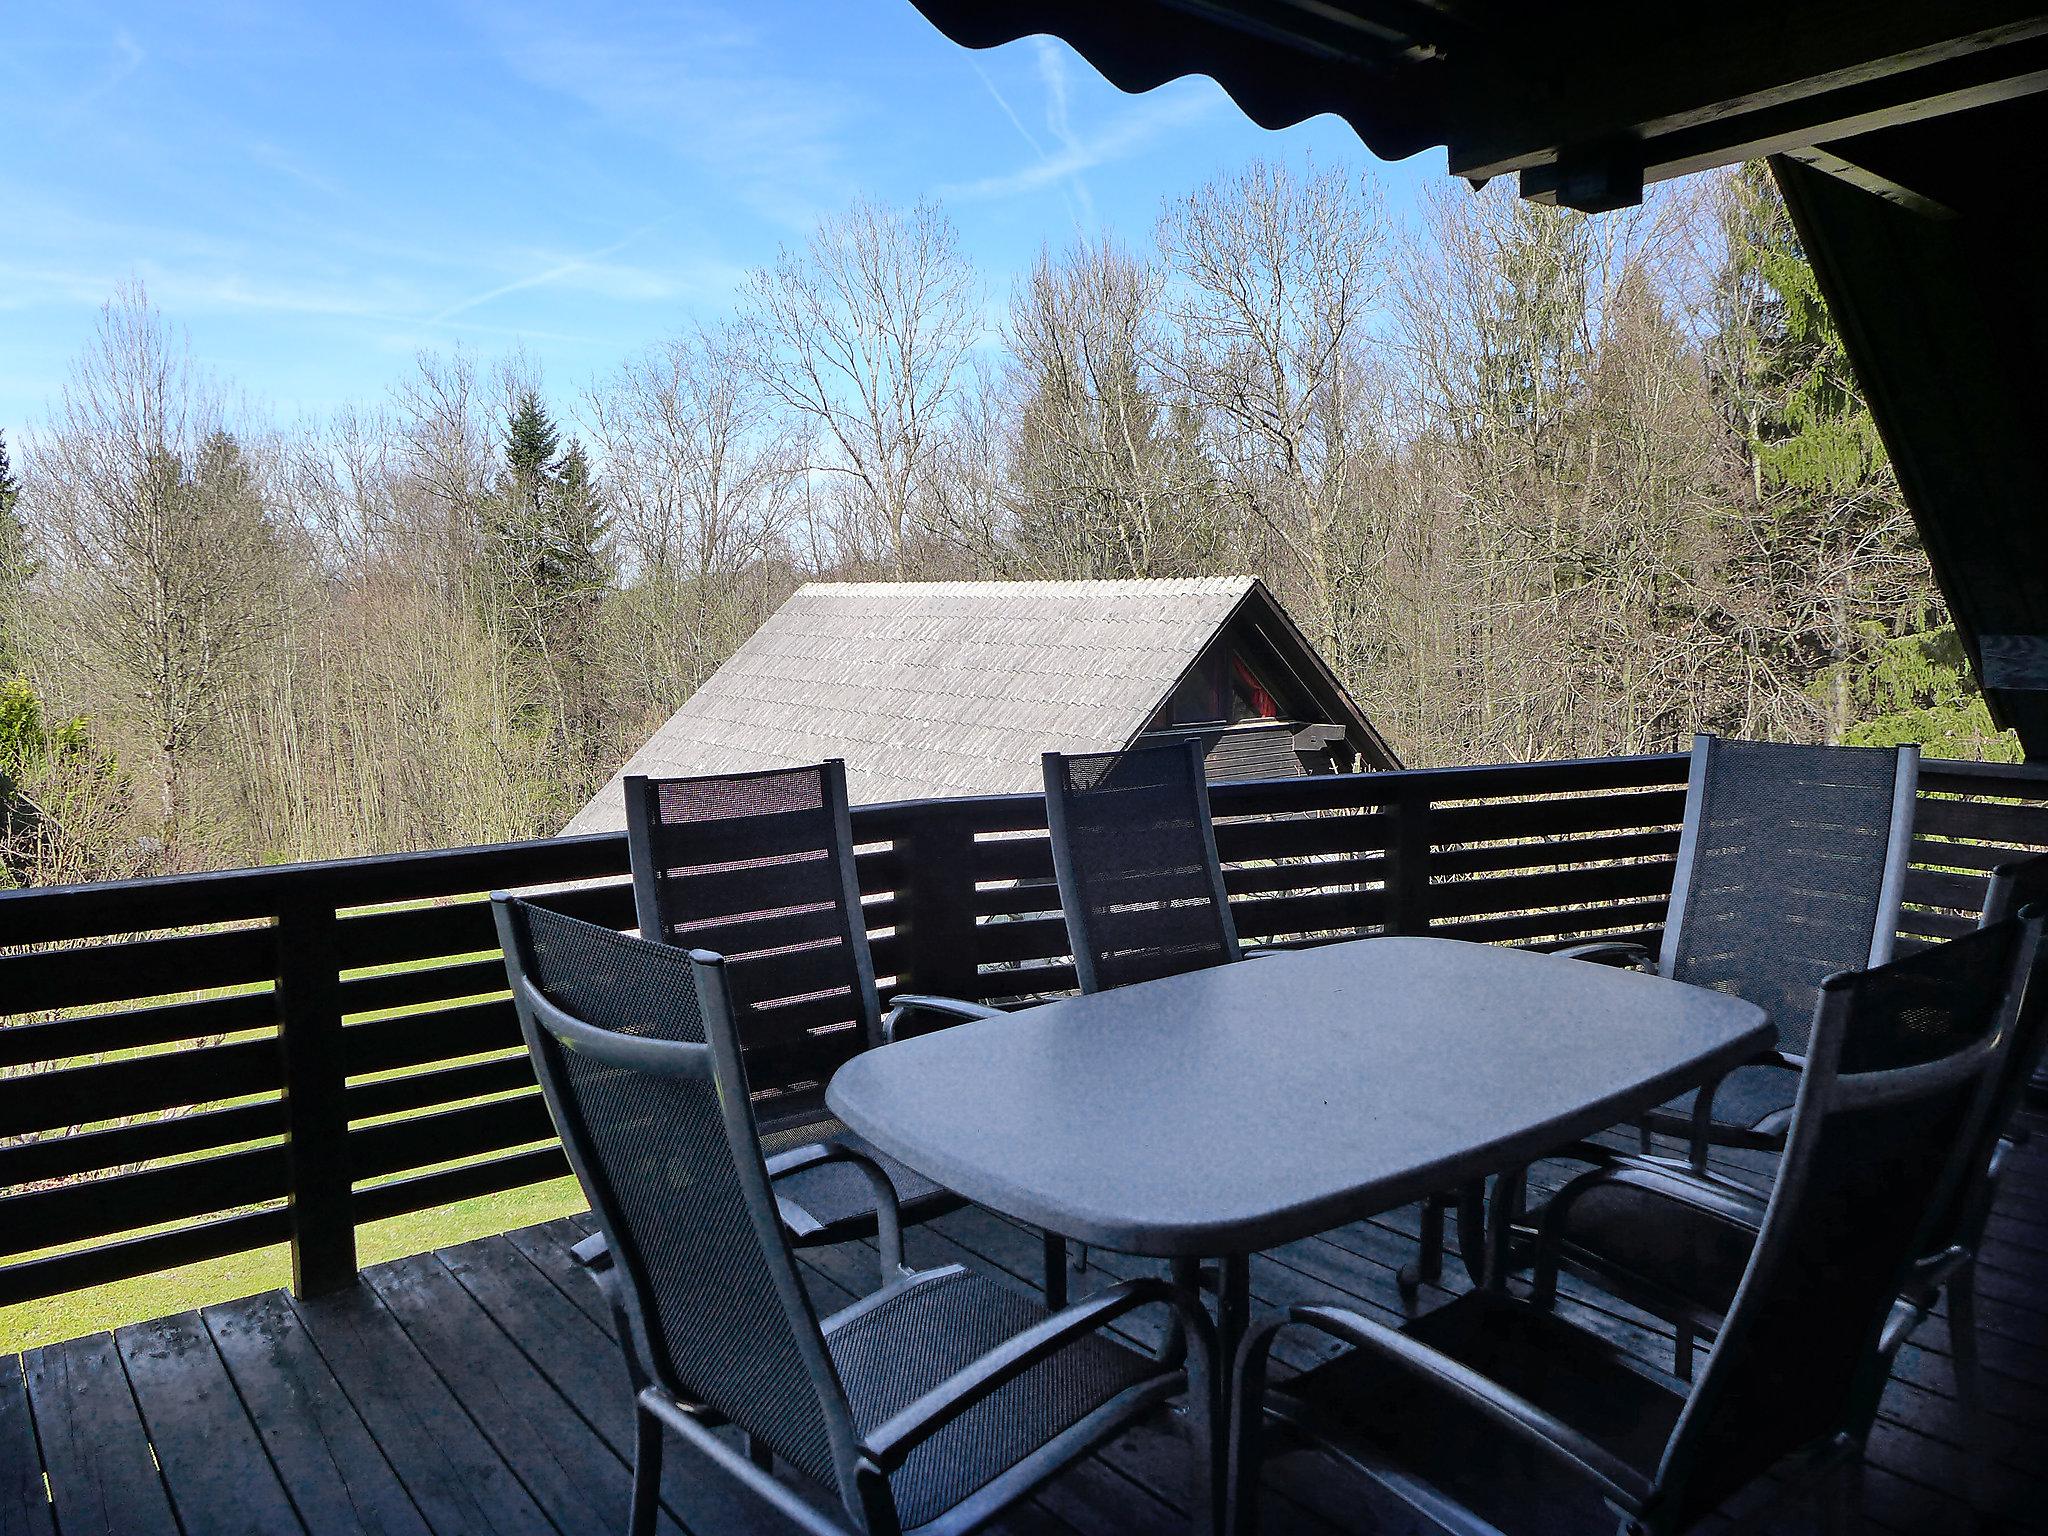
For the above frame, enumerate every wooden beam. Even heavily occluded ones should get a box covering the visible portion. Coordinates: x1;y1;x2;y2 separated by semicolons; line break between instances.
1519;36;2048;207
1448;5;2048;181
1981;635;2048;693
1779;144;1958;219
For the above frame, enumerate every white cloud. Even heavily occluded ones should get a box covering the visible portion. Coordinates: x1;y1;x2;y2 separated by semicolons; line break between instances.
938;85;1222;203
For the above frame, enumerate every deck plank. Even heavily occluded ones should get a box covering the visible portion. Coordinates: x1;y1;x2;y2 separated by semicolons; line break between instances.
286;1281;556;1536
205;1291;432;1536
116;1310;306;1536
444;1231;830;1536
21;1330;177;1535
364;1252;680;1536
0;1356;53;1536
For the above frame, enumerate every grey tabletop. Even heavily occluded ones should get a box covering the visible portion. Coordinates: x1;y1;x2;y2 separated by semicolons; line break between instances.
827;935;1772;1259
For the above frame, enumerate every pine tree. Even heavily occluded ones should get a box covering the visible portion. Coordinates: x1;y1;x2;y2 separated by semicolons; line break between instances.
483;392;613;767
1713;162;2007;752
0;429;29;660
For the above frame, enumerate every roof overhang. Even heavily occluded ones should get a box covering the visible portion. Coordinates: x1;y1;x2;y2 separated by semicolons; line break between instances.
906;2;2048;211
907;2;2048;759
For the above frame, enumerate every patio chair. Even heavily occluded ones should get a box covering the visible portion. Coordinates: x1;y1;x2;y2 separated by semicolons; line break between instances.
1574;736;1920;1166
1042;740;1243;995
606;762;999;1290
494;894;1216;1536
1405;735;1916;1295
1230;910;2038;1536
1041;739;1258;1295
1527;852;2048;1504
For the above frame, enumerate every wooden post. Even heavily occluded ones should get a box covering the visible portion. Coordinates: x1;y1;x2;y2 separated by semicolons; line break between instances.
1387;780;1434;937
893;804;983;1002
275;899;355;1295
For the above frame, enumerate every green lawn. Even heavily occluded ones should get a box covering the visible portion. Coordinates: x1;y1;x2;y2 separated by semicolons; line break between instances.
0;1175;589;1353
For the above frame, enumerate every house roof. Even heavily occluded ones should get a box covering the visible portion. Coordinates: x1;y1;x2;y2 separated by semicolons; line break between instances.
564;577;1383;830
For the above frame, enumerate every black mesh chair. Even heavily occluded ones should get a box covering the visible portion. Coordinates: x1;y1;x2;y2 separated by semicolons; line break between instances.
618;762;999;1283
1566;735;1919;1166
495;895;1217;1536
1403;736;1917;1296
1527;852;2048;1505
1230;913;2038;1536
1042;740;1243;995
1041;740;1258;1296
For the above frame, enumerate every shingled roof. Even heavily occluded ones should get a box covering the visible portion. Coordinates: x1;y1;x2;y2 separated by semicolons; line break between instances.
565;576;1378;830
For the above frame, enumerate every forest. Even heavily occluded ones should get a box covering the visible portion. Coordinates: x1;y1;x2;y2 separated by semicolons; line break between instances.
0;159;2019;888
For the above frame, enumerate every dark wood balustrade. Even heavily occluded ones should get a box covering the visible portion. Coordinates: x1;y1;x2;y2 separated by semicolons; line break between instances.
1;752;2042;1311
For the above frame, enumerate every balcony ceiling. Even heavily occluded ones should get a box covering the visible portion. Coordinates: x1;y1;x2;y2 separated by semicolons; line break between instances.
906;0;2048;759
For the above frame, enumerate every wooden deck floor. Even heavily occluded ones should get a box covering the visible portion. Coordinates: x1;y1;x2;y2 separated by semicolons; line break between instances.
6;1111;2046;1536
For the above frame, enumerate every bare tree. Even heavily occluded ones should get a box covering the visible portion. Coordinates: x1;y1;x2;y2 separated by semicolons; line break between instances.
736;197;981;572
1158;158;1395;681
26;285;288;854
585;326;805;730
990;238;1221;579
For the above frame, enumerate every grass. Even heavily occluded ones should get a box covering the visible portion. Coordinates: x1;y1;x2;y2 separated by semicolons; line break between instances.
0;1175;588;1353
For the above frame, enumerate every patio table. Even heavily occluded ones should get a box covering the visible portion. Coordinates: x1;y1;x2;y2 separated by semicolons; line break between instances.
827;934;1770;1359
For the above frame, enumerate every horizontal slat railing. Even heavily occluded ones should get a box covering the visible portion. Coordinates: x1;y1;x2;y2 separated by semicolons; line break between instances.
1;751;2044;1310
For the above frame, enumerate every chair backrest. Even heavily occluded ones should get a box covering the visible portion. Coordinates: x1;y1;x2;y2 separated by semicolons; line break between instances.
1654;914;2037;1528
1982;849;2048;927
1661;736;1918;1055
1042;740;1241;994
1929;850;2048;1238
624;762;880;1128
494;896;862;1504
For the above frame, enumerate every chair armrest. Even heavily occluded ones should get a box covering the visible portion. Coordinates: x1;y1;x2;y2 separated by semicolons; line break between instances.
859;1275;1211;1473
1682;1048;1802;1168
765;1141;906;1278
1552;940;1654;969
1274;1304;1654;1513
1541;1160;1767;1245
881;994;1004;1044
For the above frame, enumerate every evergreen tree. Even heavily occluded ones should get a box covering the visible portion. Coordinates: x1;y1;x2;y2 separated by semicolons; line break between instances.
484;392;613;766
0;429;28;668
1713;163;1987;747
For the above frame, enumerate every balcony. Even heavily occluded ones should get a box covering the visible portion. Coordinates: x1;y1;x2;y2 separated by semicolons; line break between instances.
2;751;2044;1534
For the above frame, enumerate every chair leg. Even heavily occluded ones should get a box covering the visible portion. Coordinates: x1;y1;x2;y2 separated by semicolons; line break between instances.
1673;1323;1694;1382
1948;1263;1990;1512
1228;1327;1279;1536
1399;1194;1446;1297
1043;1230;1068;1311
630;1403;663;1536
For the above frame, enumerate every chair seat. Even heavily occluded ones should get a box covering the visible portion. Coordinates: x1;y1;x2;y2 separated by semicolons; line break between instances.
1535;1169;1761;1324
763;1116;965;1243
1271;1292;1680;1536
1640;1062;1800;1146
826;1268;1167;1530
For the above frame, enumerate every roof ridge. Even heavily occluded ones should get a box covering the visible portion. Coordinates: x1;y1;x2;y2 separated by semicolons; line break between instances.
795;576;1258;596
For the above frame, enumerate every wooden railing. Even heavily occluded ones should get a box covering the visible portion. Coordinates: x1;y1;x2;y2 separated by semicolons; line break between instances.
1;751;2042;1309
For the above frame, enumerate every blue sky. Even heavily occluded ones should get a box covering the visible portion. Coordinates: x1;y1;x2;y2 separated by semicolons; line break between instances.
0;0;1446;428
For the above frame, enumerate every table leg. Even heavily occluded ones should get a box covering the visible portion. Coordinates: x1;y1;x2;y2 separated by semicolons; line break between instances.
1213;1253;1250;1535
1042;1231;1068;1311
1454;1179;1488;1287
1485;1166;1527;1292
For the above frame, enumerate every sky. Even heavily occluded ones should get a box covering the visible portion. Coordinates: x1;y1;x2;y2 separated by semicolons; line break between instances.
0;0;1447;430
